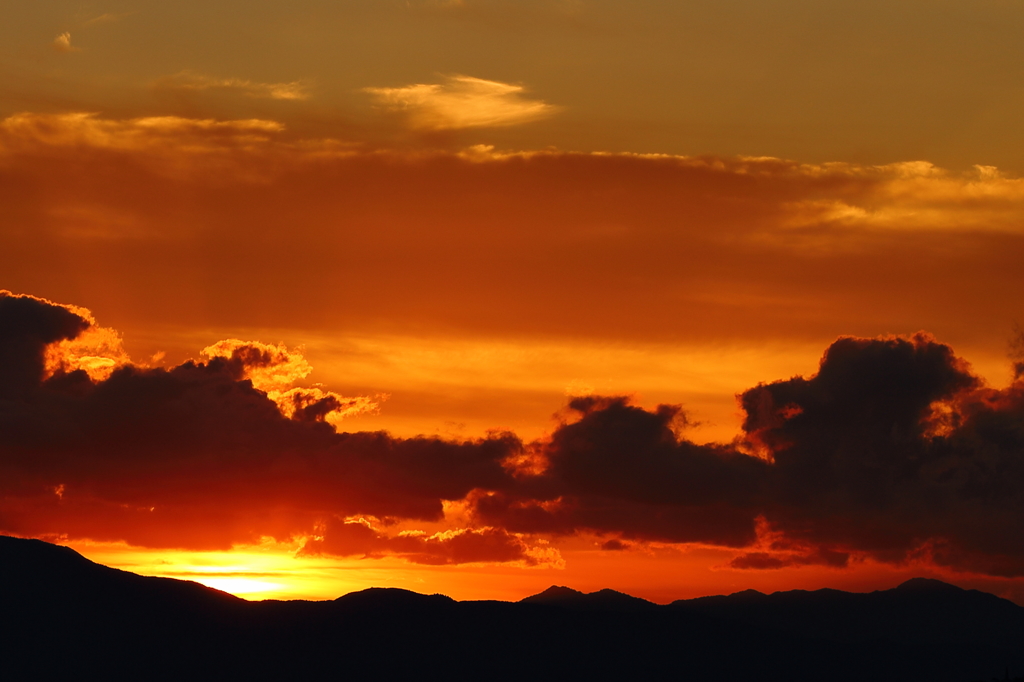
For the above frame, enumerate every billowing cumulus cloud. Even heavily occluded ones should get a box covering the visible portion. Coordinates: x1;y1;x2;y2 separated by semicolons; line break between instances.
365;76;557;130
738;335;1024;576
4;289;1023;577
1;113;1023;577
200;339;381;424
0;292;520;555
470;396;769;546
466;335;1024;575
0;292;89;398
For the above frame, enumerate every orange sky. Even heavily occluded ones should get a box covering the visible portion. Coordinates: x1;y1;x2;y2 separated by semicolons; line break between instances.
3;1;1024;605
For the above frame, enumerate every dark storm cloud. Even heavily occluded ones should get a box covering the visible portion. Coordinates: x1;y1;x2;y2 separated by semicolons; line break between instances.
0;291;89;398
468;335;1024;575
737;334;1024;574
471;396;769;546
3;290;1024;576
0;291;520;550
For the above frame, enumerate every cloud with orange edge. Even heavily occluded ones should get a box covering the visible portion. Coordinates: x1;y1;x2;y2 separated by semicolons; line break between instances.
365;76;558;130
298;517;562;567
201;339;383;425
3;290;1024;578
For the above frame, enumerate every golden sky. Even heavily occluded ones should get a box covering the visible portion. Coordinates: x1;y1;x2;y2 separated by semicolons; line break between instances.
2;0;1024;604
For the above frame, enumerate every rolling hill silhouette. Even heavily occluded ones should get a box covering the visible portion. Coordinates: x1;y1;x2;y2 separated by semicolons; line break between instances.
2;535;1022;681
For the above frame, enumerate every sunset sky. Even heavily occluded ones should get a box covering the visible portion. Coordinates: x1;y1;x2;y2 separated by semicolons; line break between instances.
3;0;1024;604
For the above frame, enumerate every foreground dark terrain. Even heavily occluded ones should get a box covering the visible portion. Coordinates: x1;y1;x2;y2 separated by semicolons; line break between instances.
1;536;1022;681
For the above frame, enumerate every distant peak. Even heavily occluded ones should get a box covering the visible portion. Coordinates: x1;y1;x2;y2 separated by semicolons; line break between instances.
895;578;962;593
520;585;656;611
521;585;585;603
334;587;455;605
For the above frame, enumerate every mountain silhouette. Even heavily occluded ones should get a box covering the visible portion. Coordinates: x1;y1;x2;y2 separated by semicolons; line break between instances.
520;585;657;611
2;535;1023;681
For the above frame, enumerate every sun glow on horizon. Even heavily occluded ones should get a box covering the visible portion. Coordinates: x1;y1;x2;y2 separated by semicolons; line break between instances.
192;576;285;596
57;535;1024;607
66;540;355;601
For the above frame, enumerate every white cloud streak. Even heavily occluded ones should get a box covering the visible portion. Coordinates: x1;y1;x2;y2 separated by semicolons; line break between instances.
156;72;311;101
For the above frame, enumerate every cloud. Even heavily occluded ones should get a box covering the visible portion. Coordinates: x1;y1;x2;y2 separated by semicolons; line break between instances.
200;339;382;425
469;396;769;546
365;76;558;130
469;336;1024;576
298;517;560;566
728;549;849;570
0;291;520;552
155;72;311;101
780;166;1024;235
725;517;850;570
0;113;302;183
1;112;1021;368
0;112;284;153
726;335;1024;576
83;12;136;27
44;324;131;383
0;292;90;398
52;32;79;53
540;397;758;514
3;289;1024;576
1;112;1023;576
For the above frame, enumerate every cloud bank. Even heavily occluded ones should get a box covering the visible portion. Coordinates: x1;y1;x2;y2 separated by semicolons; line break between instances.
2;111;1021;358
2;290;1023;576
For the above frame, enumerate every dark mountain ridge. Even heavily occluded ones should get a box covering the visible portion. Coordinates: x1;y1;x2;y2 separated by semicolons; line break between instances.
2;535;1022;681
520;584;658;611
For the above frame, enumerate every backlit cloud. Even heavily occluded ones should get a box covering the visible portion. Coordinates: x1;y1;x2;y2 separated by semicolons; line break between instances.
200;339;382;425
1;113;1022;577
365;76;557;130
298;517;561;566
0;291;520;555
3;290;1024;577
470;335;1024;576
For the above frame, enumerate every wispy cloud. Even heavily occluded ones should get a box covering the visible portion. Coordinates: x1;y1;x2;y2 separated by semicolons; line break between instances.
155;71;311;101
365;75;558;130
0;112;284;152
83;12;136;27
